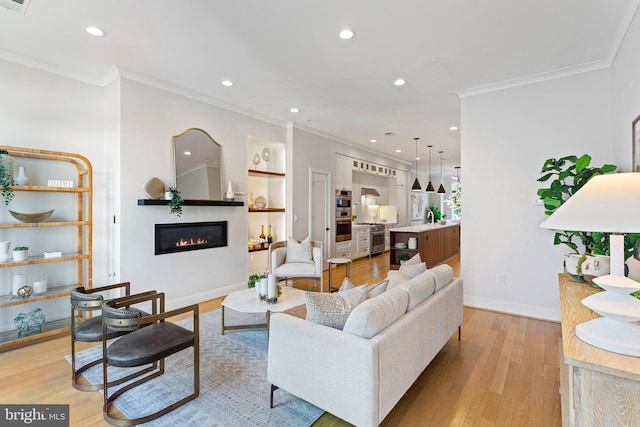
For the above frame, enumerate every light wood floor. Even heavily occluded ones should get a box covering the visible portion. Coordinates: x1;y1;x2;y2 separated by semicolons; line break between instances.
0;253;562;426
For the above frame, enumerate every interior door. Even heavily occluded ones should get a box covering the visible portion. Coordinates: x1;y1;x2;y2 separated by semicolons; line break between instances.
310;169;330;267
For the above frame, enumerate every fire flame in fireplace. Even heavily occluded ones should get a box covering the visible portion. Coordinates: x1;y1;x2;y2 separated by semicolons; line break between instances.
175;237;208;247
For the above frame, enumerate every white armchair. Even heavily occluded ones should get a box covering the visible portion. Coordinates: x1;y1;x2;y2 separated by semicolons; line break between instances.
269;239;324;291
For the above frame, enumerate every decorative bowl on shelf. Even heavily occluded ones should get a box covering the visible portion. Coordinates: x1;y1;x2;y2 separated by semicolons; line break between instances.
254;196;267;209
9;209;54;223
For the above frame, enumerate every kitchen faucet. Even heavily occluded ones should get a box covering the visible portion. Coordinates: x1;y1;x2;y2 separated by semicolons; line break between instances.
425;210;434;225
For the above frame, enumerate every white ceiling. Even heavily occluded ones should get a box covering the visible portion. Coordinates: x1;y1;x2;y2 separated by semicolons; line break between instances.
1;0;638;173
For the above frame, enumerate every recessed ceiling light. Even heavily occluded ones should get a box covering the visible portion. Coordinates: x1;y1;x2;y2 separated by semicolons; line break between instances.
416;157;421;160
338;29;355;40
184;151;191;156
86;26;106;37
394;79;406;86
450;126;458;131
290;107;299;113
395;149;401;153
221;80;234;87
370;139;377;143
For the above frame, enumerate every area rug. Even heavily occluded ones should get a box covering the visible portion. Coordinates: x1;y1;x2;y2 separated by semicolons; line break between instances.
67;309;324;426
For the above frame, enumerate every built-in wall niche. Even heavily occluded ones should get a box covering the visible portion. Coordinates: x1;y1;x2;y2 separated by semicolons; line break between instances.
247;136;286;275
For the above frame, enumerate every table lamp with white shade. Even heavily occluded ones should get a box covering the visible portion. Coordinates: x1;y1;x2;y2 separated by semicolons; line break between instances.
540;172;640;357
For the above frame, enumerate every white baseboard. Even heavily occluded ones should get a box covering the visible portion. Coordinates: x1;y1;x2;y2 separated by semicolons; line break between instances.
166;282;247;310
463;294;561;322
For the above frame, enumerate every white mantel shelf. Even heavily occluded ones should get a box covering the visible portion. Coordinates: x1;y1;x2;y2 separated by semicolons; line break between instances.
137;199;244;207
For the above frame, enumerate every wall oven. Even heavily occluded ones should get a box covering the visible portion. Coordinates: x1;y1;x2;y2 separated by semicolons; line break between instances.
335;190;353;242
336;218;352;242
336;189;352;209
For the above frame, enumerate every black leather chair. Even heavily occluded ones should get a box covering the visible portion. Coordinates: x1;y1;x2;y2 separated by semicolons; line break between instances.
101;292;199;426
70;283;156;391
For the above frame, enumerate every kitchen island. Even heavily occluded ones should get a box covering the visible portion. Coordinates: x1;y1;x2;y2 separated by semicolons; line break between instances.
389;223;460;269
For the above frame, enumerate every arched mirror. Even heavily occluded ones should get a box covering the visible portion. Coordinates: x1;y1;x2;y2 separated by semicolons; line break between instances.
173;128;224;200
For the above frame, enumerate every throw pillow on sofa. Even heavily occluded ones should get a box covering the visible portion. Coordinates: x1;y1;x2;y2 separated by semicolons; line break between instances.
398;261;427;278
339;277;389;299
403;253;422;265
286;236;312;263
386;270;410;290
338;277;355;292
305;285;368;329
366;279;389;299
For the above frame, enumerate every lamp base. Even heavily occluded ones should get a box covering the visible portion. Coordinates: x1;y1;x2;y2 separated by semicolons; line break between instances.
576;317;640;357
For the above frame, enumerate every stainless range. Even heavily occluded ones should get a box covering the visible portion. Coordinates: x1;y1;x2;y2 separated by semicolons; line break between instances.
369;224;386;255
357;223;386;256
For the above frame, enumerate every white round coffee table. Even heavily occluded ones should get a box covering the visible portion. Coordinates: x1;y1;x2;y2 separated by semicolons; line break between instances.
221;287;306;335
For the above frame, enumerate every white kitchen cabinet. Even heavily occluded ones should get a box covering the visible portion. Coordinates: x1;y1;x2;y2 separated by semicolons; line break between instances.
335;240;352;259
350;225;370;259
335;154;353;191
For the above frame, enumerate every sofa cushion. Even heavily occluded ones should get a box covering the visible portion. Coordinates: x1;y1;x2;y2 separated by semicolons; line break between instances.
286;236;312;263
427;264;454;291
396;273;436;310
386;271;410;290
343;288;409;339
399;261;427;278
305;285;368;329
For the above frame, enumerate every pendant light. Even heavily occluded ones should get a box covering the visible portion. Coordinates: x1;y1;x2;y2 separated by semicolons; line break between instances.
411;137;421;190
425;145;435;192
437;151;446;194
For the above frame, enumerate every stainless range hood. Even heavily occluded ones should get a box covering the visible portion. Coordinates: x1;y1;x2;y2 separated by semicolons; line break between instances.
361;187;380;196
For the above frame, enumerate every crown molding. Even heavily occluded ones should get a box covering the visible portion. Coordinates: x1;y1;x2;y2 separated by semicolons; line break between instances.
456;0;640;99
113;66;286;127
455;59;609;98
0;48;105;86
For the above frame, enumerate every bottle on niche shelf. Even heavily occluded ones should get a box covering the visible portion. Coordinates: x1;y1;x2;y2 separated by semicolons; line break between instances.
268;225;273;244
260;225;266;240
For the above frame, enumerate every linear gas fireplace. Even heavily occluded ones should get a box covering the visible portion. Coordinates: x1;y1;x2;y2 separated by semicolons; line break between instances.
155;221;228;255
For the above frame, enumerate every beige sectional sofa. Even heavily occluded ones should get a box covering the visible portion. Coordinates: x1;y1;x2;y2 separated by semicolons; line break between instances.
267;265;463;427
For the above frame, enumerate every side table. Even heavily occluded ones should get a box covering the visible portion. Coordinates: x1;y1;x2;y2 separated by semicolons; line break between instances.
327;257;352;293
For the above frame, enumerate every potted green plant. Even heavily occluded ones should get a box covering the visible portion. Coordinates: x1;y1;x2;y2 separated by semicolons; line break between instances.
0;149;15;206
12;246;29;261
537;154;619;279
167;186;183;217
247;273;260;289
428;204;442;221
398;253;410;265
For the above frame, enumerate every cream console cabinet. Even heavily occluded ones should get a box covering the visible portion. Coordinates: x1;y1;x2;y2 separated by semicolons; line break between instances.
559;275;640;427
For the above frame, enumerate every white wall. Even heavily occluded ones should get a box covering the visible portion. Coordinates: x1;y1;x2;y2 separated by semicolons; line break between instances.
460;69;614;320
290;126;410;248
116;78;285;308
612;6;640;172
0;59;107;329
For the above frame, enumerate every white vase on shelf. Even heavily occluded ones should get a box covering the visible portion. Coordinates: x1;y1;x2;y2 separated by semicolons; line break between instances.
225;181;235;201
14;166;30;185
248;192;254;209
0;241;11;261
